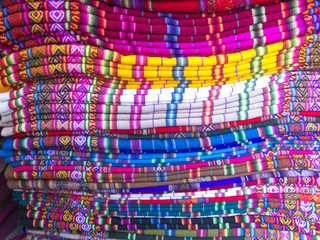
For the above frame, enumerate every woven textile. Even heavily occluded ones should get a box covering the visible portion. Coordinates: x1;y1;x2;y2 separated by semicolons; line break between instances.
1;0;320;239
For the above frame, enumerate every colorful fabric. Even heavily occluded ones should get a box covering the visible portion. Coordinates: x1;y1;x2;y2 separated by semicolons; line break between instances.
0;0;314;56
2;0;320;238
0;0;283;13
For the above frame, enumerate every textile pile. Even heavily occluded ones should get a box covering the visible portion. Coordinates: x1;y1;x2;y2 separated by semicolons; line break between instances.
1;0;320;239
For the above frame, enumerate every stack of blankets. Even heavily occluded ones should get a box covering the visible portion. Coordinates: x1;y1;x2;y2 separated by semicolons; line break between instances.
0;0;320;239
